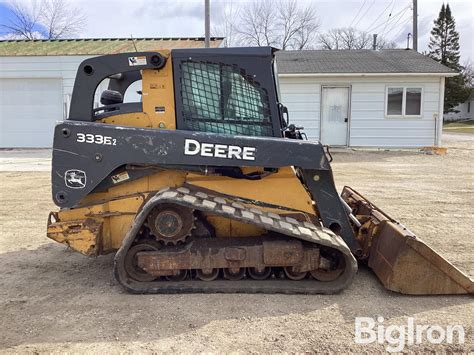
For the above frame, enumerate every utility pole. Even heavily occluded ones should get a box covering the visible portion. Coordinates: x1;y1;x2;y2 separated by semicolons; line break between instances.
413;0;418;51
372;34;378;50
204;0;210;48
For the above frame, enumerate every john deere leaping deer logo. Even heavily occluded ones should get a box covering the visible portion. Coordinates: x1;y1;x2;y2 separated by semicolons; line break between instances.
64;169;87;189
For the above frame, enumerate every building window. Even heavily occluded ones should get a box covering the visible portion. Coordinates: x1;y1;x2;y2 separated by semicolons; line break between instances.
386;87;423;117
406;88;422;115
468;101;471;113
387;87;403;115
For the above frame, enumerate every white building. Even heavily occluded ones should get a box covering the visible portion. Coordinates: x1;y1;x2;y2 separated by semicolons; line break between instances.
0;41;456;148
276;50;456;147
0;38;223;148
444;94;474;121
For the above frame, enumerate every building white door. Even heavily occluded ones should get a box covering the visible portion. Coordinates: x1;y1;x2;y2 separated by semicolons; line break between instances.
320;86;350;146
0;78;63;148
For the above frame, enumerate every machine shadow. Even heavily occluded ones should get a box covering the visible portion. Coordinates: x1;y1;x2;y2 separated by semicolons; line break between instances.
0;244;471;350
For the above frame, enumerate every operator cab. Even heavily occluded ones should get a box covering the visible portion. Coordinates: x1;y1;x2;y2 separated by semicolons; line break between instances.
70;47;303;139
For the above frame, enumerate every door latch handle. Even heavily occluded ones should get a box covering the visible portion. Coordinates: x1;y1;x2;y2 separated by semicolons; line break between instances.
344;117;348;122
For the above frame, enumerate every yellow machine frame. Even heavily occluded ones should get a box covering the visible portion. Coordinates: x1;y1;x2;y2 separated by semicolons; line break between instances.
47;50;315;256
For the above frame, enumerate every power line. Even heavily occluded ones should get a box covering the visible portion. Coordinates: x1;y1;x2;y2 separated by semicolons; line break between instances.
365;3;411;34
389;15;412;39
380;0;398;36
365;3;410;33
364;0;395;33
353;0;376;28
349;0;368;28
387;6;410;34
383;7;412;37
388;0;397;19
390;16;413;43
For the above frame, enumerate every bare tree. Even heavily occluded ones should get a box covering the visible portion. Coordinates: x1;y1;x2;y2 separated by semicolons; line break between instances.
462;59;474;88
41;0;85;39
236;0;276;47
211;0;240;47
1;0;43;39
1;0;85;40
278;1;319;50
375;37;398;50
235;0;320;50
318;28;369;50
319;27;397;50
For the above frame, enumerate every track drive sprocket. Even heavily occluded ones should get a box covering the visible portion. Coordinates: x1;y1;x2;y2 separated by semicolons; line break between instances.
146;203;195;245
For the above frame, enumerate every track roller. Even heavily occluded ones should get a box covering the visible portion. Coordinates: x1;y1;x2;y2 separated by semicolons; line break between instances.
248;267;272;280
196;268;220;281
165;269;188;281
223;268;246;281
284;267;308;281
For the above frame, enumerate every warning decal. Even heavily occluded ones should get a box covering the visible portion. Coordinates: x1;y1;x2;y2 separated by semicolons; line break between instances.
111;171;130;184
128;56;147;66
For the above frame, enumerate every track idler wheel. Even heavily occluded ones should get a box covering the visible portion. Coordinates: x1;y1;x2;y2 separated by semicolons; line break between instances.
223;267;246;281
310;269;344;282
196;268;220;281
124;242;160;282
147;204;195;245
248;267;272;280
311;249;345;282
284;267;308;280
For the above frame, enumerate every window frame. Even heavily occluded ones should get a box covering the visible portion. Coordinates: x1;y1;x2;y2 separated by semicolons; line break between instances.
385;86;424;118
178;60;273;137
172;49;282;137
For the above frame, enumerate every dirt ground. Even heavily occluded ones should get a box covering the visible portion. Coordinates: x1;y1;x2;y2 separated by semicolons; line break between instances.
0;133;473;353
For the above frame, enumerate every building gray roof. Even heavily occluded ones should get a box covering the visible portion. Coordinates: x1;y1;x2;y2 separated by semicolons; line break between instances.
0;37;224;56
276;49;455;75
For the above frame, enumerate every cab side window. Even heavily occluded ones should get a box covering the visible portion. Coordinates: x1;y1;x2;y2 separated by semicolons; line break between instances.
180;61;273;136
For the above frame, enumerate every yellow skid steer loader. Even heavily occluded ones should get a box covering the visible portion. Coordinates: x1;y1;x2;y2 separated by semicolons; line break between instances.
47;47;473;295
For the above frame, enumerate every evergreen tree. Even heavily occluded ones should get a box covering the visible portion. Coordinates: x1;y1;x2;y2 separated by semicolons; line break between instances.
428;4;470;112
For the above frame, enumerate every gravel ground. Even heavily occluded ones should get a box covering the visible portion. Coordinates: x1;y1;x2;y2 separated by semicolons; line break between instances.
0;133;472;353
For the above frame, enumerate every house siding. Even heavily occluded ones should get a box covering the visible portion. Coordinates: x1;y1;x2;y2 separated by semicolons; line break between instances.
279;76;442;147
0;55;93;119
0;55;112;121
0;55;115;147
1;56;443;148
444;98;474;121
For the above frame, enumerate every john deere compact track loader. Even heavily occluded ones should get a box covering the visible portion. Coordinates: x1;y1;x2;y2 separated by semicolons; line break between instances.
47;47;473;295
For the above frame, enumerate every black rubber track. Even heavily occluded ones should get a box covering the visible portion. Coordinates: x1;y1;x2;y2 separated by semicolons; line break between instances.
114;186;358;294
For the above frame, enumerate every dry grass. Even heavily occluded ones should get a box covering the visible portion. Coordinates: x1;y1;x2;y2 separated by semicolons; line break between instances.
444;119;474;134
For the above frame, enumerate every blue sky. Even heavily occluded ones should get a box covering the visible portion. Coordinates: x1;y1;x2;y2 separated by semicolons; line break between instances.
0;2;48;37
0;0;472;62
0;3;10;25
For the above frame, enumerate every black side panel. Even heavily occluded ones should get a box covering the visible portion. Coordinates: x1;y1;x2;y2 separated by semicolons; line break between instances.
51;120;358;251
301;169;355;252
69;52;165;121
107;71;142;97
93;102;143;119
